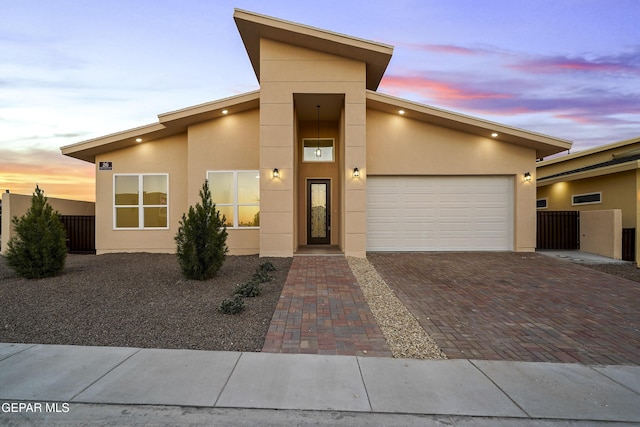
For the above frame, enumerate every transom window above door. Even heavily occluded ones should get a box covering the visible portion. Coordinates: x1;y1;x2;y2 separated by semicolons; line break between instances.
303;138;334;162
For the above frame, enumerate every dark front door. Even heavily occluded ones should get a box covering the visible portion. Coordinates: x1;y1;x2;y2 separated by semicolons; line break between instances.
307;179;331;244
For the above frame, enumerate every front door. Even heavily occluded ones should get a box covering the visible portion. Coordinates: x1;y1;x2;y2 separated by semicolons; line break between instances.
307;179;331;244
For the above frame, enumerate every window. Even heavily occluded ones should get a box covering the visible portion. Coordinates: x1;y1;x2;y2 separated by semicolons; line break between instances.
536;198;548;209
207;171;260;228
572;192;601;205
303;138;334;162
114;174;168;229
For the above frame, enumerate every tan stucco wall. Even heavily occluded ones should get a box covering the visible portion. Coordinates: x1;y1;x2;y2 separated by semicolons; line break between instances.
259;38;367;257
94;134;187;254
580;210;622;259
93;110;262;255
537;170;637;228
188;109;261;255
366;109;538;252
1;192;95;254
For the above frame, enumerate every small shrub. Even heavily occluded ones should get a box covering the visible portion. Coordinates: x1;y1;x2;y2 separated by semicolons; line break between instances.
218;295;246;315
175;180;228;280
234;280;261;297
259;261;276;272
252;269;273;283
5;185;67;279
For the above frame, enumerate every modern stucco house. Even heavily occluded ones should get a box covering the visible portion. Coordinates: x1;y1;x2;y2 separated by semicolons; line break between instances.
537;135;640;264
61;9;571;258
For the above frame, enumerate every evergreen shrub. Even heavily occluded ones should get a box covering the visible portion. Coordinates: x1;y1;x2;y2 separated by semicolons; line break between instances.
175;180;228;280
5;186;67;279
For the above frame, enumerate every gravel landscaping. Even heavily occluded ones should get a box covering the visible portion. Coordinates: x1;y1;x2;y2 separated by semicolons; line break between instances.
584;262;640;282
1;250;637;358
347;257;446;359
0;253;291;352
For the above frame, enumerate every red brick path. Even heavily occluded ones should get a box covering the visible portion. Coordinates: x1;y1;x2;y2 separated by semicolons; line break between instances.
262;256;392;357
368;252;640;365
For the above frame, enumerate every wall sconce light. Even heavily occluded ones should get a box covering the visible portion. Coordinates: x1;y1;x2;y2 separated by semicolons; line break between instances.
353;167;360;178
524;172;531;181
272;168;279;178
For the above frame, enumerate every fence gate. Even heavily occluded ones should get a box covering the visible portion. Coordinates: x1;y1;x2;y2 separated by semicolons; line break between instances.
59;215;95;253
622;228;636;262
537;211;580;250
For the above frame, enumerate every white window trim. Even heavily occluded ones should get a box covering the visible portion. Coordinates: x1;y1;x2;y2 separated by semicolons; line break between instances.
536;198;548;209
302;138;335;163
207;170;260;229
113;173;169;230
572;191;602;206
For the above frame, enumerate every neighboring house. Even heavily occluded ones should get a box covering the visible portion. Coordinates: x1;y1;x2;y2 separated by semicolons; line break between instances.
536;136;640;264
61;9;571;258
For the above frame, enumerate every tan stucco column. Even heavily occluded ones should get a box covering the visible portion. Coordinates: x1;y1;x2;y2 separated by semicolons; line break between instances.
343;96;367;258
258;100;295;257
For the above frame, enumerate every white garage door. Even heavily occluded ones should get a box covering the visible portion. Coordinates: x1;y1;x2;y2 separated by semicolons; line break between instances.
367;176;513;251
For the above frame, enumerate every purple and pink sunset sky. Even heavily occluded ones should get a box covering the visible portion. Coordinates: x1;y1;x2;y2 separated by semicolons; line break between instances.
1;0;638;201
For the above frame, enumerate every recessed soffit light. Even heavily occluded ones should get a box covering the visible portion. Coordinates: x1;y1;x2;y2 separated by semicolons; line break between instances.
491;132;499;138
135;138;142;143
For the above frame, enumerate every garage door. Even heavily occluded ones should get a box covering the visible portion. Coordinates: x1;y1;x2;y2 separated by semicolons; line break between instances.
367;176;513;251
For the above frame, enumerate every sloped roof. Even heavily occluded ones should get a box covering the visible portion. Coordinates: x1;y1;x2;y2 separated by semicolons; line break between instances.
536;135;640;184
61;91;259;163
367;91;572;158
61;9;571;163
233;9;393;91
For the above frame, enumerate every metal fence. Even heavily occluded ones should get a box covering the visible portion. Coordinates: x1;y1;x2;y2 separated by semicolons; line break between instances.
537;211;580;250
59;215;95;253
622;228;635;262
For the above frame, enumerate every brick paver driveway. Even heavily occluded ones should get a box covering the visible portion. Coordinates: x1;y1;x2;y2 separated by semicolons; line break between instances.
368;252;640;365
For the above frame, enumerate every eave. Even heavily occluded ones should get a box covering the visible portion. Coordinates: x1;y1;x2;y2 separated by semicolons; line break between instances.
536;160;640;187
61;91;260;163
234;9;393;91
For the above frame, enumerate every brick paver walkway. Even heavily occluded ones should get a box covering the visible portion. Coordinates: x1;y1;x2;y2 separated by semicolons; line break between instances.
262;256;392;357
369;252;640;365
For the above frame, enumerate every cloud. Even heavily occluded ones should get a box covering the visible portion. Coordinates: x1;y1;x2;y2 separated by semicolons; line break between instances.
1;148;95;201
381;73;514;101
509;48;640;75
406;43;483;55
380;72;640;126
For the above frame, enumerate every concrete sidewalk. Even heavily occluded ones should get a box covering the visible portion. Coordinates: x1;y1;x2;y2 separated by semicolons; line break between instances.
1;343;639;426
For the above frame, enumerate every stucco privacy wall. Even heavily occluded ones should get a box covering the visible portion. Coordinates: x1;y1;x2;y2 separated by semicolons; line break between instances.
537;170;637;228
188;109;261;255
1;192;95;254
259;39;367;257
580;209;622;259
366;109;538;252
94;135;187;254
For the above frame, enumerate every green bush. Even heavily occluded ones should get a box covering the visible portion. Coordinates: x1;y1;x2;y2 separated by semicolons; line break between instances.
252;269;273;283
175;180;228;280
4;186;67;279
218;295;246;315
259;261;276;272
234;280;261;298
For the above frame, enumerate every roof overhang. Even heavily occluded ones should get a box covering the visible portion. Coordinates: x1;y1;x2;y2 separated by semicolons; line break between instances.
233;9;393;91
61;91;260;163
366;91;573;158
536;135;640;167
537;160;640;186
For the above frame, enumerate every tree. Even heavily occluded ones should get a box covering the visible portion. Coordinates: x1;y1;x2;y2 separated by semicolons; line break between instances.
175;180;228;280
5;186;67;279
